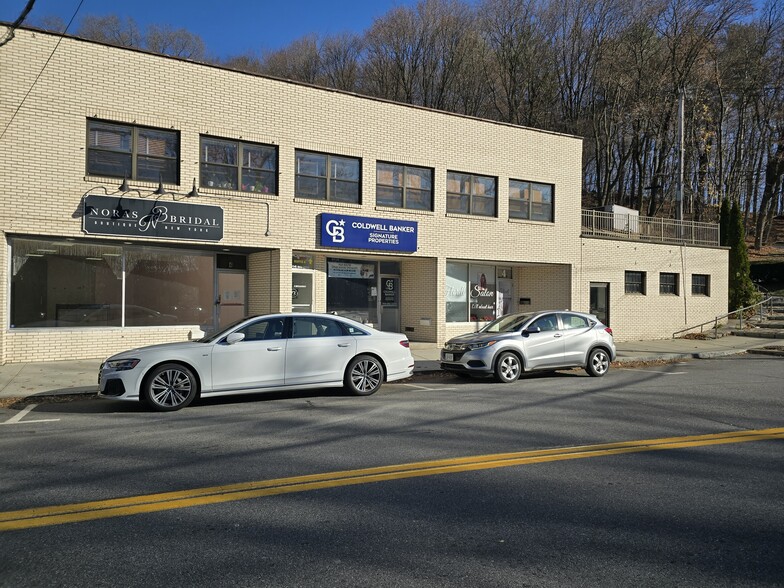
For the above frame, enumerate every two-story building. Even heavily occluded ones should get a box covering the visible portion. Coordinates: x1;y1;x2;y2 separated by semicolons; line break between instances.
0;26;727;363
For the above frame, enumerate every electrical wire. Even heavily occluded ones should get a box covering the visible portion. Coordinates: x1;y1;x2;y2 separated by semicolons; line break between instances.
0;0;36;47
0;0;85;143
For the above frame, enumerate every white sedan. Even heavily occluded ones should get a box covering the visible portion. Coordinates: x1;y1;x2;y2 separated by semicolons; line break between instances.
98;313;415;411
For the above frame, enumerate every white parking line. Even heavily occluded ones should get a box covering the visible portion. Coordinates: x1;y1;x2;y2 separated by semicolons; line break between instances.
620;369;687;375
1;404;60;425
402;383;457;391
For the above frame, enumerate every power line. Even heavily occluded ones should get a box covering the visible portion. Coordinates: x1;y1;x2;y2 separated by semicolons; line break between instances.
0;0;85;143
0;0;36;48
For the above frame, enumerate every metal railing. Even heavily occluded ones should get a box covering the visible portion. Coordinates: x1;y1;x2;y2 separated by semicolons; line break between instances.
582;209;720;247
672;296;780;339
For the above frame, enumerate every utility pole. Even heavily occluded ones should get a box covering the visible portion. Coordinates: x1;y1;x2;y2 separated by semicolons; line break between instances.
676;86;685;222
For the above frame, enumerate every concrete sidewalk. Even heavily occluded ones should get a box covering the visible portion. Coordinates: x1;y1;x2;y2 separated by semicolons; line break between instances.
0;335;779;400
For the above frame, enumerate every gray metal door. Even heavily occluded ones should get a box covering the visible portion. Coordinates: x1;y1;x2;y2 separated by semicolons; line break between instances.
379;275;400;332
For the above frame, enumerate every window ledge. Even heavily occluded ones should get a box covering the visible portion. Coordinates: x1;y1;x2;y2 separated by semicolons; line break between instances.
508;217;555;225
294;198;362;209
445;213;498;221
375;205;435;217
84;175;165;191
201;188;279;201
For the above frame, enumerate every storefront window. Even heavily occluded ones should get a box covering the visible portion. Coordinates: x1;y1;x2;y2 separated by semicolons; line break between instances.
10;238;214;328
446;262;468;322
326;258;378;325
446;262;514;322
125;250;214;326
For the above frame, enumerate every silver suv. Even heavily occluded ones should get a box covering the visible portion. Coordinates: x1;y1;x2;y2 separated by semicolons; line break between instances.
440;310;616;382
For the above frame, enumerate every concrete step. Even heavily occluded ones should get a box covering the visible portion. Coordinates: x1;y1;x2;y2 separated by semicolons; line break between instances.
746;346;784;357
731;329;784;339
750;321;784;329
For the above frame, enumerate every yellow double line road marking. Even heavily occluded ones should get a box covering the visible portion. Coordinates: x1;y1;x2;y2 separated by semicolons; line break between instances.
2;427;783;532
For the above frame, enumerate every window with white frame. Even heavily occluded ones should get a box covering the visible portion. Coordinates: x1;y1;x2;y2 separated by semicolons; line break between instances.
87;119;179;183
296;150;361;203
446;171;496;217
200;136;277;194
376;162;433;210
509;180;554;222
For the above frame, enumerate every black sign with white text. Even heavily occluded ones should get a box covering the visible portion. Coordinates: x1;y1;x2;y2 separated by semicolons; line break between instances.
83;195;224;241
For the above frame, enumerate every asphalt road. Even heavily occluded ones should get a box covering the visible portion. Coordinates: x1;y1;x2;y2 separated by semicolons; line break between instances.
1;356;783;587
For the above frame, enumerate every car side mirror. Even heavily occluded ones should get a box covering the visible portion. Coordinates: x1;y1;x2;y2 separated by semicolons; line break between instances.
225;332;245;345
525;326;541;334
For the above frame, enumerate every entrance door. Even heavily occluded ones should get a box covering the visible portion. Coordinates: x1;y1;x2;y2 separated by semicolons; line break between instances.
217;271;247;328
292;272;313;312
379;276;400;332
590;282;610;326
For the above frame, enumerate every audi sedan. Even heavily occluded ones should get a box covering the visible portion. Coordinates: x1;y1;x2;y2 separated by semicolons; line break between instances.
99;313;415;411
441;310;616;382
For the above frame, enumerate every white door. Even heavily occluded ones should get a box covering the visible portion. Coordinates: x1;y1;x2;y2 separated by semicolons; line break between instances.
285;316;356;386
210;317;286;392
217;271;247;329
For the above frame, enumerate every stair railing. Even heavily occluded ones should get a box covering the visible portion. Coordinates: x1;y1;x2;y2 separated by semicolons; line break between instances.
672;295;780;339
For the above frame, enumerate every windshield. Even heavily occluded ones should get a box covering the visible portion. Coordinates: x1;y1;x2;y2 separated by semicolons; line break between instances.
196;317;255;343
479;312;534;333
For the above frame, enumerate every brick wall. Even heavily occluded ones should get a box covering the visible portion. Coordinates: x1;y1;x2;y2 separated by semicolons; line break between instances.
0;29;729;360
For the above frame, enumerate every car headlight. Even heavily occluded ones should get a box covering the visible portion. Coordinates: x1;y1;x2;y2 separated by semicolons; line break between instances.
467;340;497;350
105;358;140;371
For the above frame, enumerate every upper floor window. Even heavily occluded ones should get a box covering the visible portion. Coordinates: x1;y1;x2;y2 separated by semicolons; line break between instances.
625;271;646;294
376;162;433;211
692;274;710;296
296;150;361;203
660;272;679;295
509;180;554;222
87;120;179;183
446;171;496;217
200;136;277;194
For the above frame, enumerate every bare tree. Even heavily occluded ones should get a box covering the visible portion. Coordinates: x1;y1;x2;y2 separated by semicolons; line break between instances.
76;15;142;48
320;33;363;92
145;24;206;60
479;0;555;126
259;35;321;83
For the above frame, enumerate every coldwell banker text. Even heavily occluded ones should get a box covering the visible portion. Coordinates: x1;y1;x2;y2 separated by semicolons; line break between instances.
321;213;418;252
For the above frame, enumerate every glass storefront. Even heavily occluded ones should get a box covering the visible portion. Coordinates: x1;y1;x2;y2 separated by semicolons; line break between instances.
446;261;514;322
10;237;215;328
326;258;378;325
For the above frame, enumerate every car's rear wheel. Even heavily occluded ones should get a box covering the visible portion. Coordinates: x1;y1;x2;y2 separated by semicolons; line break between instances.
585;348;610;377
345;355;384;396
494;351;521;383
143;363;198;411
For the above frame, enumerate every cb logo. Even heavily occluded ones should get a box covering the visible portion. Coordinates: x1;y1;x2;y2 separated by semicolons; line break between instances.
325;219;345;243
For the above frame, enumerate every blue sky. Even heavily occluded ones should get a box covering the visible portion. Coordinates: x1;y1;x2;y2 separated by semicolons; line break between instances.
1;0;419;59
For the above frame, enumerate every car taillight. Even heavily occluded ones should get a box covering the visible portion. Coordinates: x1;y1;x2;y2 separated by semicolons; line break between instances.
605;327;613;336
399;340;410;348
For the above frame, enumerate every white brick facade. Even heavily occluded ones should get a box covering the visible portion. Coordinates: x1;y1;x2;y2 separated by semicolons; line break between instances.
0;28;728;362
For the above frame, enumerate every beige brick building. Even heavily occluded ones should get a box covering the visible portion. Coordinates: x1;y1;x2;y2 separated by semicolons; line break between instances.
0;27;728;363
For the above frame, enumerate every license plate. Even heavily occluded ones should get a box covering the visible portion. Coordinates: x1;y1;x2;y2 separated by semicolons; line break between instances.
444;353;454;361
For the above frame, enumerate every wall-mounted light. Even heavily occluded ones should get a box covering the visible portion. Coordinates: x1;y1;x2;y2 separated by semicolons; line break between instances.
186;178;199;198
119;177;131;193
153;174;169;196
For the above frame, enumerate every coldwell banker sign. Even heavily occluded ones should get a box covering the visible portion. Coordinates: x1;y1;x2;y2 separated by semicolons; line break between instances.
321;213;418;252
83;195;224;241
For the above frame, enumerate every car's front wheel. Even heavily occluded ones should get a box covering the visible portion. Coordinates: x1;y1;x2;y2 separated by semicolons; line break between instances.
143;363;198;411
345;355;384;396
494;351;521;383
585;348;610;377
